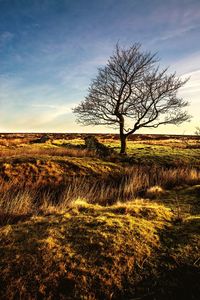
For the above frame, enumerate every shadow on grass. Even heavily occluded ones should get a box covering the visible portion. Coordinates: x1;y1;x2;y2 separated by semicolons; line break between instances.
133;264;200;300
133;217;200;300
0;213;32;225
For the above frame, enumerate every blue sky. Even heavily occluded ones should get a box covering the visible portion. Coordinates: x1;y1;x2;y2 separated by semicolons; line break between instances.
0;0;199;134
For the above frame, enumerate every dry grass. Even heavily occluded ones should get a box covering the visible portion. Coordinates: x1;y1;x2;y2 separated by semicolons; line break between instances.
0;164;200;226
134;138;200;149
125;165;200;189
0;188;34;225
145;185;165;199
0;145;95;158
0;157;121;191
0;133;200;299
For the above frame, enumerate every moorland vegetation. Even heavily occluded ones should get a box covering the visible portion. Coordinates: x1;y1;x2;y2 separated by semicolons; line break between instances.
0;133;200;299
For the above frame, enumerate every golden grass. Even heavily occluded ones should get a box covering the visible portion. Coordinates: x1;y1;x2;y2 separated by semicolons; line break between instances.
1;158;200;193
0;199;172;299
0;145;95;158
0;164;200;226
145;185;165;199
0;157;121;190
0;134;200;298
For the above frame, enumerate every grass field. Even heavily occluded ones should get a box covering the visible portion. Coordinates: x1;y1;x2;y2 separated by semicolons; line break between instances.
0;133;200;299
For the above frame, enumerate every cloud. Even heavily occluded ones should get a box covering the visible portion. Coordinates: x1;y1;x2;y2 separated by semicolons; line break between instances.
176;69;200;131
179;70;200;117
57;53;109;88
169;52;200;75
0;0;200;134
180;70;200;95
30;103;75;125
0;101;75;131
158;24;200;42
0;31;14;47
150;1;200;26
0;74;77;131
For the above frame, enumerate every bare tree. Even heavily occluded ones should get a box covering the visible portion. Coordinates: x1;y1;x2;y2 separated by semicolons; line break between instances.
73;43;191;154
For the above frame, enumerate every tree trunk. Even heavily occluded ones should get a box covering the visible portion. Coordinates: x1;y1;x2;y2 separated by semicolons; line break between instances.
120;134;127;154
118;115;127;154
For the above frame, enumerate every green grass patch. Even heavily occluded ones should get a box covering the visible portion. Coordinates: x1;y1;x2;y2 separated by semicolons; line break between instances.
104;140;200;167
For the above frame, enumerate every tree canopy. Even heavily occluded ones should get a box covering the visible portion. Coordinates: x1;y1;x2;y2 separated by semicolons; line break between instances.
73;43;191;154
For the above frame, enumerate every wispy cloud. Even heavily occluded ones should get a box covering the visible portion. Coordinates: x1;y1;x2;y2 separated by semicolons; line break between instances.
180;70;200;95
0;74;76;131
172;52;200;75
30;103;74;124
18;103;74;128
158;25;200;42
0;31;14;47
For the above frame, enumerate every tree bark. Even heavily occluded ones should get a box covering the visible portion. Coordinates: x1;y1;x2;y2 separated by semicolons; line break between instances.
118;116;127;155
120;134;127;154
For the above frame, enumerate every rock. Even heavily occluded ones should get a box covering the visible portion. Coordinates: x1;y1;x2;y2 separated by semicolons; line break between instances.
84;135;114;157
30;135;51;144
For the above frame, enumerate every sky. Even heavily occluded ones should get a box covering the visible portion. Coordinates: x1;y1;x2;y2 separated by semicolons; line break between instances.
0;0;199;134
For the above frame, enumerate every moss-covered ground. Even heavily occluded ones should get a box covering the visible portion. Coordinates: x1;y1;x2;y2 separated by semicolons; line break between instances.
0;200;172;299
105;139;200;168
